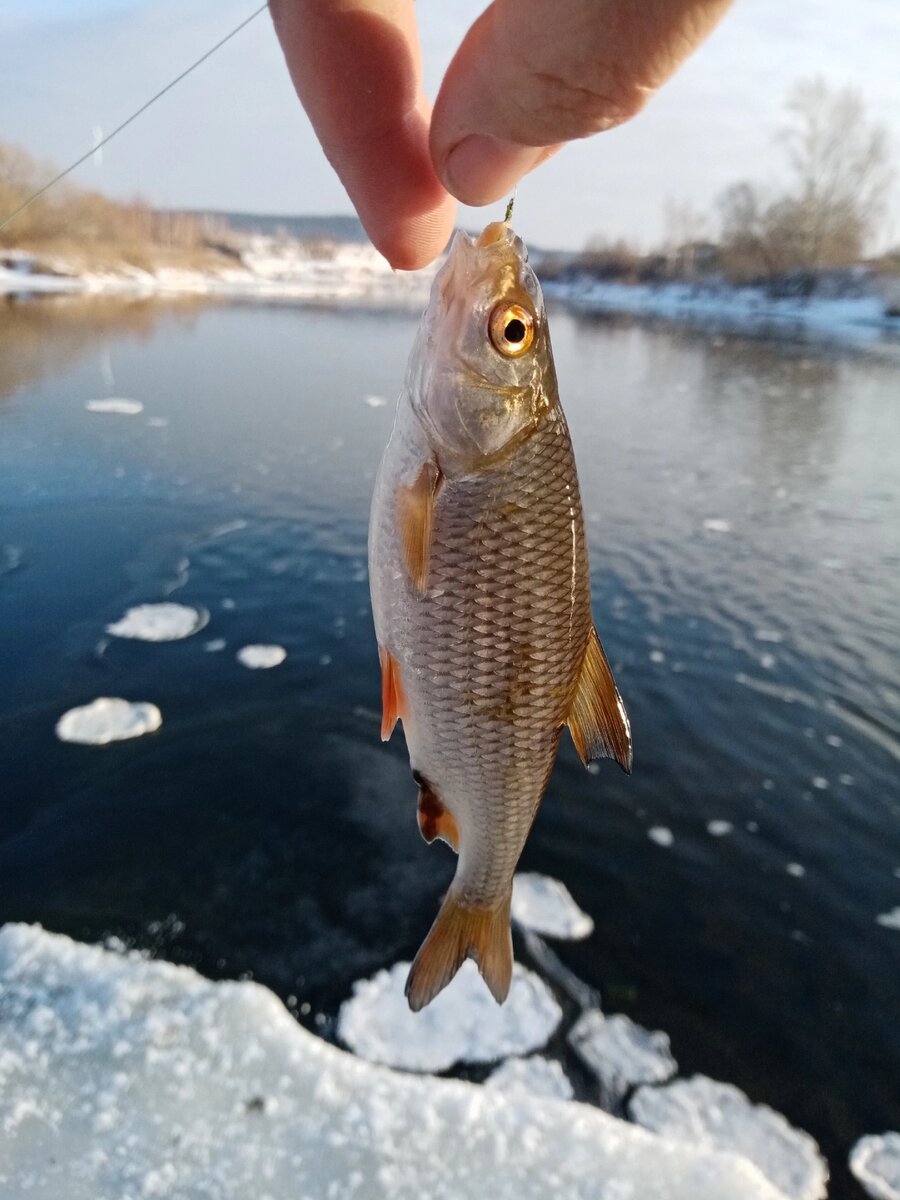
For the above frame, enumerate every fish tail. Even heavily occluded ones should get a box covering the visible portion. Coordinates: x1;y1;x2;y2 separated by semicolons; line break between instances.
405;889;513;1012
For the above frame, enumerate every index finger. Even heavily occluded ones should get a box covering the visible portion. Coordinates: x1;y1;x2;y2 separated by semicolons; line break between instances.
270;0;456;270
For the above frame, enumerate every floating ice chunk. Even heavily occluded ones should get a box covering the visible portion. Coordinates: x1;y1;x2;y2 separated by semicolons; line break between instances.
105;603;209;642
363;393;388;408
703;518;732;533
630;1075;828;1200
147;416;169;428
650;649;666;663
511;872;594;940
569;1010;676;1100
786;863;806;878
1;543;23;575
648;826;674;847
707;820;734;837
850;1132;900;1200
337;960;561;1072
811;777;829;791
0;925;790;1200
484;1055;574;1100
236;644;286;669
754;630;784;644
875;907;900;931
56;697;162;745
204;638;226;652
85;397;143;415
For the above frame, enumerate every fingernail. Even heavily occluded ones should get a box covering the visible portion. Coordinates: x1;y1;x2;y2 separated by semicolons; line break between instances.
442;135;548;206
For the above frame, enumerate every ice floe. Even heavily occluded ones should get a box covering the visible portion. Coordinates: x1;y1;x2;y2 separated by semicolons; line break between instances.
55;697;162;745
707;820;734;837
337;960;561;1072
0;925;790;1200
648;826;675;847
630;1076;828;1200
875;907;900;931
703;518;732;534
85;397;144;415
511;872;594;940
236;644;287;669
569;1010;677;1101
850;1132;900;1200
363;394;388;408
484;1055;574;1100
204;638;227;652
105;602;209;642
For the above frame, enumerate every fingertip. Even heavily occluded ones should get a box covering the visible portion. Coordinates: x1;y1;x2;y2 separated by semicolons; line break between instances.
439;136;559;207
365;193;458;270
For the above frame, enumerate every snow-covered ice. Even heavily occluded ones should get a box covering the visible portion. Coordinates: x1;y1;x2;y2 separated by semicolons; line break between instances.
511;872;594;940
0;924;791;1200
55;697;162;745
703;518;732;534
649;826;675;847
875;907;900;931
630;1076;828;1200
484;1056;574;1101
337;960;562;1072
236;644;287;669
85;397;144;415
569;1010;677;1100
850;1132;900;1200
708;820;734;837
105;602;209;642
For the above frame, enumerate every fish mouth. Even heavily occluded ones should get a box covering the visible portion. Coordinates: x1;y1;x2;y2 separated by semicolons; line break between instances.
442;224;528;297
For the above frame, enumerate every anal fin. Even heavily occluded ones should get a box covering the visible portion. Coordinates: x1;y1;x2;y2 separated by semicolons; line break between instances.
567;626;633;773
414;771;459;852
405;890;512;1012
396;460;442;595
379;645;407;741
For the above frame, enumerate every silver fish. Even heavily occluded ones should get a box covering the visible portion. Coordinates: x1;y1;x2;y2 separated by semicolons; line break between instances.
369;219;631;1012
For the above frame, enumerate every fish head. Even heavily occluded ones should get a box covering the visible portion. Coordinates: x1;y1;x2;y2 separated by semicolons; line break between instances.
407;221;556;473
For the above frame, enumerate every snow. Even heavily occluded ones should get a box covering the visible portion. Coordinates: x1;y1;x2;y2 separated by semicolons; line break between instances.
484;1056;574;1101
649;826;675;847
875;907;900;931
363;394;388;408
85;397;144;415
850;1133;900;1200
511;872;594;940
569;1010;677;1100
105;602;209;641
630;1076;828;1200
55;697;162;745
337;960;561;1073
0;924;791;1200
708;820;734;837
236;644;287;669
703;518;732;534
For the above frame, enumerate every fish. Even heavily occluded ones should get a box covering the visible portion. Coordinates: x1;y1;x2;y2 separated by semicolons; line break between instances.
368;218;632;1013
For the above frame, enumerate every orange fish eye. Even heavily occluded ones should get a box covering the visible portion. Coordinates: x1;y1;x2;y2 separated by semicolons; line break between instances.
488;303;535;357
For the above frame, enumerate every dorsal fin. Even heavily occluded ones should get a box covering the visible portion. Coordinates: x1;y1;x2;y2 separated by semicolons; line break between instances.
396;459;442;595
567;627;632;772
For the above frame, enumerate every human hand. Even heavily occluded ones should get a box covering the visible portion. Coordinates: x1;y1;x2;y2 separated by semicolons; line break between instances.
269;0;731;270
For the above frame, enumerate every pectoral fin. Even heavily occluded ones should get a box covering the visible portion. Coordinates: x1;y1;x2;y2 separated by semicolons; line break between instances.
379;646;407;741
396;460;442;595
567;627;633;773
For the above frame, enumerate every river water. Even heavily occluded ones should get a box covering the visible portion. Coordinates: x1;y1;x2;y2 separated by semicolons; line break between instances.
0;294;897;1195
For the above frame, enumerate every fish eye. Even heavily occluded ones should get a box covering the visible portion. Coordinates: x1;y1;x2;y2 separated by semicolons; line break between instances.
488;303;535;358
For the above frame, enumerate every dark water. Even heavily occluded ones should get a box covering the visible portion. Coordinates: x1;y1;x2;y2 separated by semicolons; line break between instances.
1;294;898;1195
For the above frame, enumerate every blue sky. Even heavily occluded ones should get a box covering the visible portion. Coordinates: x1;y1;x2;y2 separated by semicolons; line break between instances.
2;0;898;252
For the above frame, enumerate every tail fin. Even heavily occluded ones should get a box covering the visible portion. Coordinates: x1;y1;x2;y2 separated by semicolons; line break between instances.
405;890;513;1012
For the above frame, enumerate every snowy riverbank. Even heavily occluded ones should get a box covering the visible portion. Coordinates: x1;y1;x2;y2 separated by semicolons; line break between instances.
0;236;436;308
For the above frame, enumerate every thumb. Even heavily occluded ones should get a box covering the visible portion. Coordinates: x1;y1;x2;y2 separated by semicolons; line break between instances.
430;0;731;206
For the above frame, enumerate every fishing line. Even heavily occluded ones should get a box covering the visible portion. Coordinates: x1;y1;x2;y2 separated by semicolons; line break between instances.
0;2;269;233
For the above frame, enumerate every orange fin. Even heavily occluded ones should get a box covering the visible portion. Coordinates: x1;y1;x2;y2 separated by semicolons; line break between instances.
414;772;459;852
396;460;442;595
567;626;633;773
405;891;512;1012
379;645;407;742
